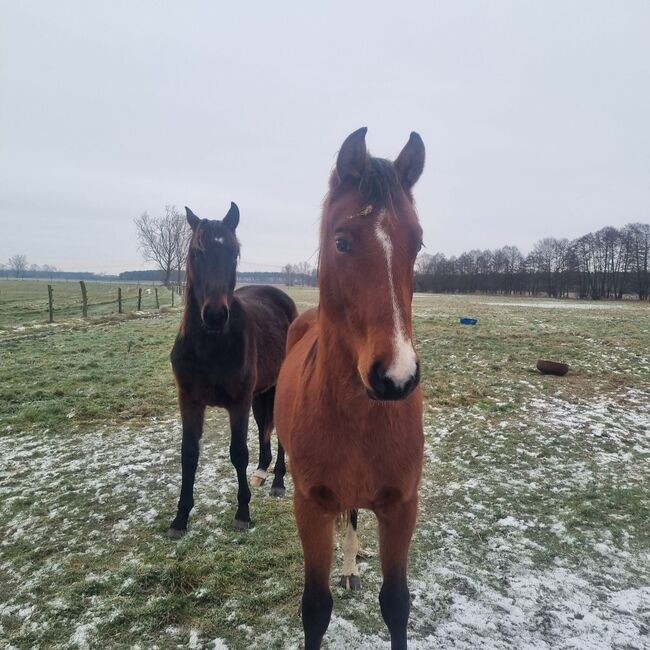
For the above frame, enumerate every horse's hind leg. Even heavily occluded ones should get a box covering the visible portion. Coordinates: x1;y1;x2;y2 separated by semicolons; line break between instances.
339;509;361;590
250;392;273;487
269;440;286;497
376;497;418;650
228;400;253;530
252;388;287;497
168;391;205;539
295;492;336;650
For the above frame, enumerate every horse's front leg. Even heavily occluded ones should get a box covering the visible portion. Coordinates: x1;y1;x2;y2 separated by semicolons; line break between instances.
376;496;418;650
295;490;337;650
228;399;253;529
168;391;205;539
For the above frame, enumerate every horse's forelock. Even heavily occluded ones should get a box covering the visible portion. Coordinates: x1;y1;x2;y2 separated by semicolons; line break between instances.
191;220;240;254
329;156;400;211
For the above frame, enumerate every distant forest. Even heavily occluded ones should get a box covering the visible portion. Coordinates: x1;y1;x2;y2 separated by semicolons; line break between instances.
5;222;649;300
119;270;290;285
0;266;289;286
415;223;650;300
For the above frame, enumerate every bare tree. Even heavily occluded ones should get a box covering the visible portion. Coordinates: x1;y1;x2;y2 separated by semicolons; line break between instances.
134;205;190;287
173;214;192;288
282;263;296;286
294;261;311;285
415;252;433;275
625;223;650;300
8;254;28;278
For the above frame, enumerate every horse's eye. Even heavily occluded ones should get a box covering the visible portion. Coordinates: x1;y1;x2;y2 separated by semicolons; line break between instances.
335;237;352;253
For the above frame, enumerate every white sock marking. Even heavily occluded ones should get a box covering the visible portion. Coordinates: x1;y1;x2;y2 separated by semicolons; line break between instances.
342;519;360;576
374;217;417;388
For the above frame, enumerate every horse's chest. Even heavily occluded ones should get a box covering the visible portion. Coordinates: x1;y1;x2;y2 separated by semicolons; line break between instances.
291;420;422;509
173;356;250;407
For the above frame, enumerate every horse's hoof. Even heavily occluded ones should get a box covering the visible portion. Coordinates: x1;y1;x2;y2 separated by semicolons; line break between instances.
233;519;251;531
269;486;286;498
339;575;361;591
250;469;268;487
167;527;186;540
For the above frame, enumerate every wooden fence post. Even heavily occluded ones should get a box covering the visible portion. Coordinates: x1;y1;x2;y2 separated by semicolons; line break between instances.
137;288;142;311
118;287;122;314
79;280;88;317
171;287;175;307
48;285;54;323
155;287;159;309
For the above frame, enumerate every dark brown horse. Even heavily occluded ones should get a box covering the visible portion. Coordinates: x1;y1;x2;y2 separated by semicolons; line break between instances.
168;202;297;538
275;128;425;649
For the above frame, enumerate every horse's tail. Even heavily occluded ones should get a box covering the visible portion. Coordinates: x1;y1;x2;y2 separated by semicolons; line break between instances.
337;508;358;532
263;386;275;444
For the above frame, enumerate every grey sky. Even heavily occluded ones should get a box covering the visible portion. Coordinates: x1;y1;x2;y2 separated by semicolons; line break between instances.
2;1;649;273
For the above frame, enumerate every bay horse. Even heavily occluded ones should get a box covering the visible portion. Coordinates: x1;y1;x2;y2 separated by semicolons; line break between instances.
168;202;297;538
275;128;425;649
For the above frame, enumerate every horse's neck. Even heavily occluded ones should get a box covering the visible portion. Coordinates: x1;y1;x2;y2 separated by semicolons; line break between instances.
314;311;361;388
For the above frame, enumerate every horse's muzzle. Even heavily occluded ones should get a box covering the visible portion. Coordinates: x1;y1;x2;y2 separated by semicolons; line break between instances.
202;303;229;331
366;361;420;402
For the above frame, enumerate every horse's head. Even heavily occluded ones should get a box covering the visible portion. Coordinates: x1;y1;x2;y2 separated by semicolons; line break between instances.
185;202;240;332
319;128;425;401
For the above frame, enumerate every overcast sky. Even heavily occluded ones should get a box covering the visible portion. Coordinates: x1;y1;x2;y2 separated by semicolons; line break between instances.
1;1;649;273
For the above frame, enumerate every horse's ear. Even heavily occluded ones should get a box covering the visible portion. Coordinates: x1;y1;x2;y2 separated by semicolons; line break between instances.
336;127;368;182
394;132;425;190
185;206;200;230
223;202;240;232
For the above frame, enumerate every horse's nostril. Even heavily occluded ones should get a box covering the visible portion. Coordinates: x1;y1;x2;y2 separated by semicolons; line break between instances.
368;362;388;395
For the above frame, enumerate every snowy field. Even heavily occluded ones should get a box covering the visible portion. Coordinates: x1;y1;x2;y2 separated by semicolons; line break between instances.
1;289;649;648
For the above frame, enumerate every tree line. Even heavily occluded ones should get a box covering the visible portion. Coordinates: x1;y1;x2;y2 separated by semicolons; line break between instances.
415;223;650;300
2;255;60;278
281;262;317;287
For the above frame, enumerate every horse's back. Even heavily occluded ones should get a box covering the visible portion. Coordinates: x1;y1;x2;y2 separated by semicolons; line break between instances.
235;284;297;323
274;309;320;456
235;285;298;393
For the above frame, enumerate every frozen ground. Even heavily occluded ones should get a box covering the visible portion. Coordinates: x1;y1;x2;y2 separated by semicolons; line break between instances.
1;386;648;649
1;293;649;648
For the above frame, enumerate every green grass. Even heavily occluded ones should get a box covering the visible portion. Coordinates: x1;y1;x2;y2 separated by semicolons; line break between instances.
1;288;649;648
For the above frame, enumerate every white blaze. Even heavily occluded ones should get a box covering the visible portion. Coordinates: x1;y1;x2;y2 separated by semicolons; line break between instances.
374;216;417;388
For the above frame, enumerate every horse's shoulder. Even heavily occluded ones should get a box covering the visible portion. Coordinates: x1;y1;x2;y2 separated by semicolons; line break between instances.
286;308;318;353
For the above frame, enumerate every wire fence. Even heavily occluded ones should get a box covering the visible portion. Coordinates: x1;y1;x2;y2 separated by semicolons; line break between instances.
0;279;182;329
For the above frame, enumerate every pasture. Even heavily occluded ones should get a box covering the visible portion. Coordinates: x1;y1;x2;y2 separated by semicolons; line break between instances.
1;280;648;649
